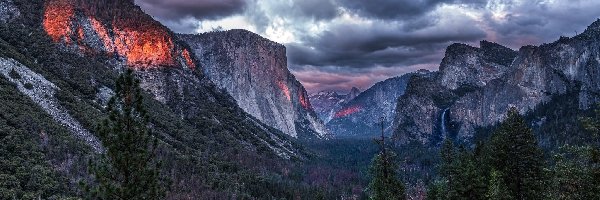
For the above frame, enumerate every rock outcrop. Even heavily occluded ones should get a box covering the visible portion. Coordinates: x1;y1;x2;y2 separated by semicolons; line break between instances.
179;30;328;139
42;0;196;69
34;0;303;158
393;19;600;146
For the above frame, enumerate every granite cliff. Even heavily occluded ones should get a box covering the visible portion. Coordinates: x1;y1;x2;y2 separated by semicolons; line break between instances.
393;20;600;146
180;30;328;139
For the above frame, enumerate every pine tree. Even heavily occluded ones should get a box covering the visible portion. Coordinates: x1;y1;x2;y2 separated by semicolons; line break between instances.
431;139;456;199
368;151;406;200
550;145;597;199
367;118;405;200
580;104;600;198
436;141;487;200
439;139;456;180
85;69;165;199
425;179;447;200
486;169;512;200
489;107;545;199
451;147;487;200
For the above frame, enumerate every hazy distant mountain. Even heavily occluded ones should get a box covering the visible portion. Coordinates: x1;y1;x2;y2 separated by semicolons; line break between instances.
309;87;360;123
325;71;427;137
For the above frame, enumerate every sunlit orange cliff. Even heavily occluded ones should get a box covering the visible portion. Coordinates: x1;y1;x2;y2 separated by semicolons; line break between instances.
42;0;195;69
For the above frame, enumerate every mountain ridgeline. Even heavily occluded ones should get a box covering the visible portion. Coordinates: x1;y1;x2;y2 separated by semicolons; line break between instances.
325;72;424;137
309;87;360;123
0;0;340;198
2;0;600;198
179;31;328;139
393;20;600;147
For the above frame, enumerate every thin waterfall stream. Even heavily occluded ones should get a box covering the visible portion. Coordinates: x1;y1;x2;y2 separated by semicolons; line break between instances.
441;108;449;139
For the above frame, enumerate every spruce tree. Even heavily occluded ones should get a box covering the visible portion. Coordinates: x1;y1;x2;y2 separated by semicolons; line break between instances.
580;104;600;198
550;145;598;199
436;141;487;200
439;139;456;181
489;107;544;199
486;169;512;200
425;179;447;200
451;147;487;200
368;151;406;200
85;69;165;199
367;119;405;200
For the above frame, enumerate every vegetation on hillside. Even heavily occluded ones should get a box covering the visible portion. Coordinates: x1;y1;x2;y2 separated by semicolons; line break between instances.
426;108;600;199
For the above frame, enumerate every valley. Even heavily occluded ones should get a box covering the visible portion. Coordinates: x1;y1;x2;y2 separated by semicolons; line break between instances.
1;0;599;199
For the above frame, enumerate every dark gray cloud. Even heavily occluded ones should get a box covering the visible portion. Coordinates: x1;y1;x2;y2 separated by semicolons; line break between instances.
136;0;600;93
287;15;487;69
480;0;600;49
294;0;339;21
135;0;247;21
336;0;486;20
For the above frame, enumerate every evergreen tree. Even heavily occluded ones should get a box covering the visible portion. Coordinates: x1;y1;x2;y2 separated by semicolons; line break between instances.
85;69;165;199
450;147;487;200
580;104;600;198
439;139;456;181
425;179;447;200
367;118;405;200
489;107;545;199
432;139;455;199
550;145;598;200
435;141;487;200
368;151;406;200
486;169;512;200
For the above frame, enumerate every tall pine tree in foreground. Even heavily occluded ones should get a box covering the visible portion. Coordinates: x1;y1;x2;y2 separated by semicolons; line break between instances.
428;140;486;200
489;107;544;200
85;69;165;199
368;119;405;200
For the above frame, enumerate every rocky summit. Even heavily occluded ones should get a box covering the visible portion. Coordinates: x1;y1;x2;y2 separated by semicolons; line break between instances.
393;20;600;146
179;30;328;139
0;0;313;198
3;0;600;198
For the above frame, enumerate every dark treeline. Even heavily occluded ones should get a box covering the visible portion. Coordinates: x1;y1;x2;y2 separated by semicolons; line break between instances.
425;107;600;200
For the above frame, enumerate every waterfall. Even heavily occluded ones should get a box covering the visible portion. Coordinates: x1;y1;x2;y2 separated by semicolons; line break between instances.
441;108;449;139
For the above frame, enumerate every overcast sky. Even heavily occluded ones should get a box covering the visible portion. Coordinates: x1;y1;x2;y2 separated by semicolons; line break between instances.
135;0;600;94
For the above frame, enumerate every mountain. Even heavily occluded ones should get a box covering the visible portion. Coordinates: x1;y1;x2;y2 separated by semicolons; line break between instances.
326;72;423;137
179;30;328;139
309;87;360;123
393;20;600;147
0;0;328;198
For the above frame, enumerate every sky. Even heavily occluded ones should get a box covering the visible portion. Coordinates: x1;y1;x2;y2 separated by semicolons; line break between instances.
135;0;600;94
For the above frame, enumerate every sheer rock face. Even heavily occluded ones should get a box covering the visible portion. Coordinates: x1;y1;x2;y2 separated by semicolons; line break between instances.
326;72;419;137
41;0;195;69
179;30;328;139
440;41;518;90
35;0;301;158
393;19;600;146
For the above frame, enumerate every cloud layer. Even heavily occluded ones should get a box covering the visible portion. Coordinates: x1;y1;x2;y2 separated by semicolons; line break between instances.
136;0;600;93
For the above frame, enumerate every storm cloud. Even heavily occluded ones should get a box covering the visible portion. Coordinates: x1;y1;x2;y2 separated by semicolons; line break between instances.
136;0;600;93
337;0;486;20
135;0;247;20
